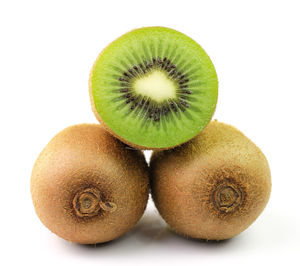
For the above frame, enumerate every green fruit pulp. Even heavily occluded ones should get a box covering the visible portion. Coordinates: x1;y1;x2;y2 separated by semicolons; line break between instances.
90;27;218;149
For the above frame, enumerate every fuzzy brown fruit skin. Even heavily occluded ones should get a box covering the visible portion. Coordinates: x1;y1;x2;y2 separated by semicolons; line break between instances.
31;124;149;244
150;120;271;240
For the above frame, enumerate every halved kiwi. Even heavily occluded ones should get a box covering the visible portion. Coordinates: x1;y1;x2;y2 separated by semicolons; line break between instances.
150;120;271;240
89;27;218;149
31;124;149;244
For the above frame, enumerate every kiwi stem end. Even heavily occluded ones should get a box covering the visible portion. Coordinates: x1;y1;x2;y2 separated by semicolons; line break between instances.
72;187;117;217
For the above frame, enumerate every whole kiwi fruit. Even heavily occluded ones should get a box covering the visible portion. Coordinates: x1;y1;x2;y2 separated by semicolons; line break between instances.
89;26;218;150
150;120;271;240
31;124;149;244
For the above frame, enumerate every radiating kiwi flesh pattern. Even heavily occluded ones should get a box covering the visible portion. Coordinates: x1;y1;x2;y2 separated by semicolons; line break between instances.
150;120;271;240
31;124;149;244
89;27;218;149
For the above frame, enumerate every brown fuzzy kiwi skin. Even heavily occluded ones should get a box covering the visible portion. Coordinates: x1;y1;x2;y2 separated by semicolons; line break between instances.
31;124;149;244
150;120;272;241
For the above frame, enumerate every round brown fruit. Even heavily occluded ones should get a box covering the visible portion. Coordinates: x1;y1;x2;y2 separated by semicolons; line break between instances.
150;120;271;240
31;124;149;244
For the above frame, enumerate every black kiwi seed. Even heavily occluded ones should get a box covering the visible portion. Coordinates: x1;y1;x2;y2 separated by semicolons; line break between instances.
154;115;160;122
139;100;145;106
128;68;134;75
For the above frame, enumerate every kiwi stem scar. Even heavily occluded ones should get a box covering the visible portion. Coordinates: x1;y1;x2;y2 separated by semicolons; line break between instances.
212;180;244;213
72;187;117;217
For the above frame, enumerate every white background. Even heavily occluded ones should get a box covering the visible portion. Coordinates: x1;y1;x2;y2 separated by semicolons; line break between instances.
1;0;299;265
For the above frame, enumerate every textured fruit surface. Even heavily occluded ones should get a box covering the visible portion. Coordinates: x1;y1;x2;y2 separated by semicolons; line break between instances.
31;124;149;244
89;27;218;149
150;120;271;240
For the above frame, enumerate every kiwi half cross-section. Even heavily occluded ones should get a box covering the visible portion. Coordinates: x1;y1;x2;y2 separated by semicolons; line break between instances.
89;27;218;149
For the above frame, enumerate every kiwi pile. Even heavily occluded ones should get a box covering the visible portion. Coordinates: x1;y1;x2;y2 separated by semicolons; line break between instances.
31;26;271;244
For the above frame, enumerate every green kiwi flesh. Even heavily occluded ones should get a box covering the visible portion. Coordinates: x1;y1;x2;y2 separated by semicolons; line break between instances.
89;26;218;149
150;120;271;240
31;124;149;244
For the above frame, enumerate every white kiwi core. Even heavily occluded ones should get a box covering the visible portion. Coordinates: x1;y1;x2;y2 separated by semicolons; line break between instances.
133;70;177;102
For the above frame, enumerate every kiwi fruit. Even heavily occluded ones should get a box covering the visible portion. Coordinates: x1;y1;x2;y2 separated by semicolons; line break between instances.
150;120;271;240
89;26;218;149
31;124;149;244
